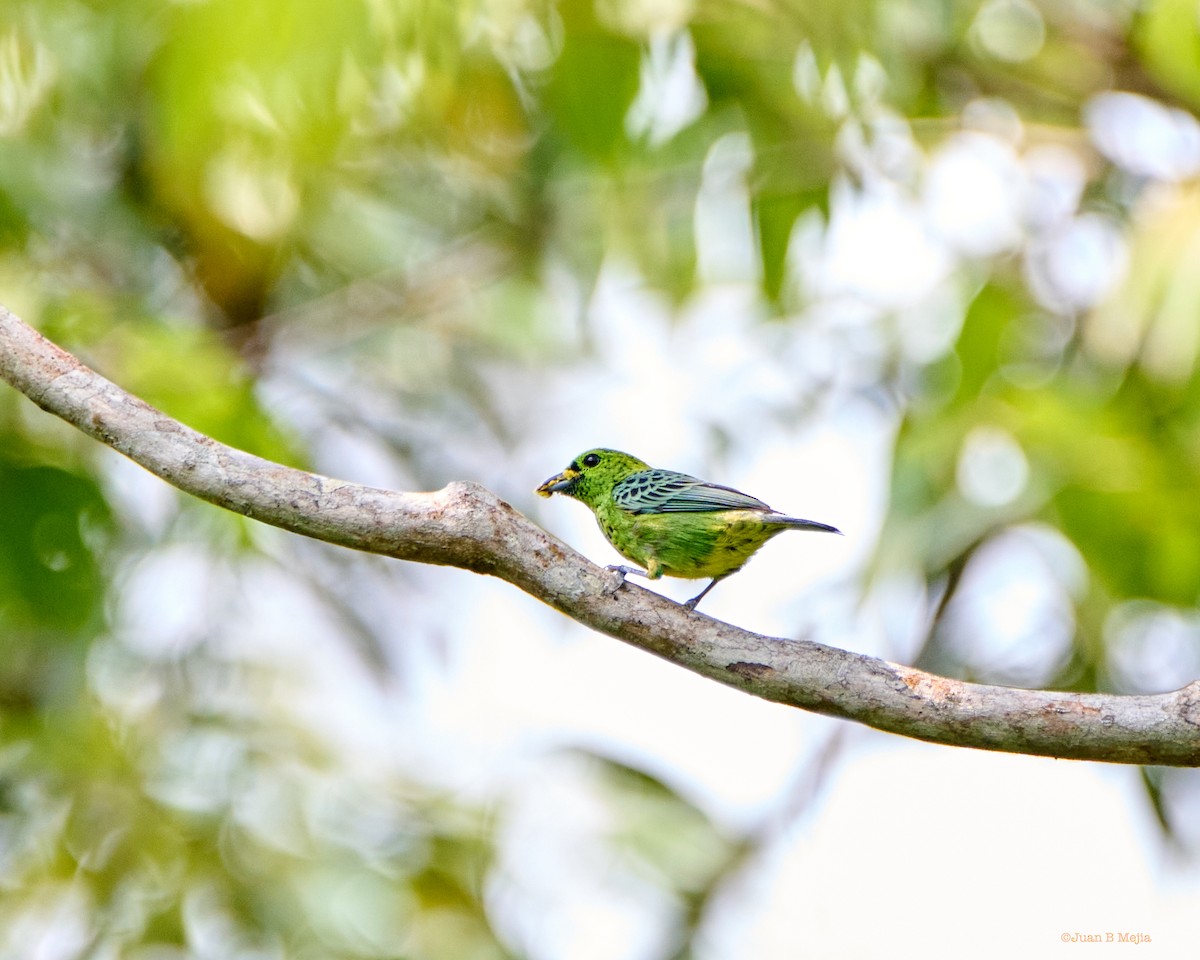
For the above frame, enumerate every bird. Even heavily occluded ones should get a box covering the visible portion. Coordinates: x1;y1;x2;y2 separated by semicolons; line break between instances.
536;447;841;610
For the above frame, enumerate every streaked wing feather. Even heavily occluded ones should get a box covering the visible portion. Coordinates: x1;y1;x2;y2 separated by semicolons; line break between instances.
612;468;772;514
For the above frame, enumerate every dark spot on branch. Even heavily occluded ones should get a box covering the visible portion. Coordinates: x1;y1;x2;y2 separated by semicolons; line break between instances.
727;661;774;680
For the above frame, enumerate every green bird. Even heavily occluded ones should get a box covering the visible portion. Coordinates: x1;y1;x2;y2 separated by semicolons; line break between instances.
536;448;841;610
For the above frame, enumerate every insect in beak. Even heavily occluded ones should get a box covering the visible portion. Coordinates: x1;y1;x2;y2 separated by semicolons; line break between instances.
536;468;579;497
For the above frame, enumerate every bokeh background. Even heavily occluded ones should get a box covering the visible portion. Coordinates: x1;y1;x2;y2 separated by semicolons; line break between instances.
2;0;1200;956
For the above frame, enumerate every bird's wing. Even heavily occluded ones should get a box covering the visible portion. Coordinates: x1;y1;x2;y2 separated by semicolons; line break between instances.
612;468;772;514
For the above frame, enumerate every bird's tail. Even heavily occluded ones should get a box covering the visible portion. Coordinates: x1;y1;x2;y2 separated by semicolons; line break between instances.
778;516;842;535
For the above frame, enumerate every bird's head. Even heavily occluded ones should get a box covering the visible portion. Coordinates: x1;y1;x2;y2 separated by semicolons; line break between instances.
536;448;649;508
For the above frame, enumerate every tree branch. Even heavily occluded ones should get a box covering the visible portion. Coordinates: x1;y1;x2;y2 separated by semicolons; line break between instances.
2;305;1198;766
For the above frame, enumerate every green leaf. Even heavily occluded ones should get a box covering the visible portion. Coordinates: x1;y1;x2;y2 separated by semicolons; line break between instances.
1134;0;1200;112
0;455;112;632
753;189;822;304
543;0;642;162
953;281;1016;405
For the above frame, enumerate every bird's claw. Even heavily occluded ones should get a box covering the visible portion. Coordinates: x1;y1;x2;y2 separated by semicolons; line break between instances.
603;564;645;597
603;565;628;596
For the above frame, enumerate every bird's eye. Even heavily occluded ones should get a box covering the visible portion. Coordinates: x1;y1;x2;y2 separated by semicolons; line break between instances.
583;453;601;467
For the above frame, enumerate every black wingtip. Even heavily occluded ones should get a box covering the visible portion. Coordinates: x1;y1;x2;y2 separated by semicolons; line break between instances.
785;518;842;535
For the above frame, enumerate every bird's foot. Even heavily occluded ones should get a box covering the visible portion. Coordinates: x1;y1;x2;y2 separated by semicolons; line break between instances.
603;564;646;596
682;577;722;612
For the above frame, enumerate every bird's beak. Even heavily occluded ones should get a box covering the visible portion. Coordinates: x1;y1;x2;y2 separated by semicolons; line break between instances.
536;467;580;497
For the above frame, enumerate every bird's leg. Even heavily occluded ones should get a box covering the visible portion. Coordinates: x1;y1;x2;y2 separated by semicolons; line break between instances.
683;576;725;611
606;564;650;580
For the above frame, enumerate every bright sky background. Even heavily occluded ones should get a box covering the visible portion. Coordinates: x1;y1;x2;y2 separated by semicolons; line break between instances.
95;87;1200;960
364;118;1193;956
8;4;1200;957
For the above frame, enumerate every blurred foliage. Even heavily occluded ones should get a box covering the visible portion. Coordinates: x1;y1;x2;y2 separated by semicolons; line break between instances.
3;0;1200;954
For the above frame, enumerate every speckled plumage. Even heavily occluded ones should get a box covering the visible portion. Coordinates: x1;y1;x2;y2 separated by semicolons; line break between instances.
536;448;841;610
